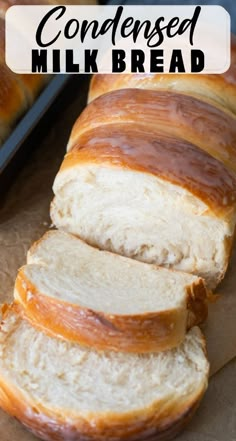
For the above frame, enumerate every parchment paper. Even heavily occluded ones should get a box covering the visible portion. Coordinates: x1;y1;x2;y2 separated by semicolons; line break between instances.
0;75;235;440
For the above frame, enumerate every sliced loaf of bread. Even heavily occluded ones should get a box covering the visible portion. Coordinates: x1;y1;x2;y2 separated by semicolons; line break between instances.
14;230;208;353
0;305;209;441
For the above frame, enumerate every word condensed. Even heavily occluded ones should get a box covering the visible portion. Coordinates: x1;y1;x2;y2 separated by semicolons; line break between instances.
32;5;203;73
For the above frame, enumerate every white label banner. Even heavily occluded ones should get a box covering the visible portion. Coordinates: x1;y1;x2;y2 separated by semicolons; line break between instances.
5;5;230;74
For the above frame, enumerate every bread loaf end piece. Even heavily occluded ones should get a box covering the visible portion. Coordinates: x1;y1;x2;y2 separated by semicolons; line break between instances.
51;137;236;289
0;305;209;441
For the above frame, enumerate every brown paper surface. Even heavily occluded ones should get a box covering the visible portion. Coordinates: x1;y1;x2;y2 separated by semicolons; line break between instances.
0;77;235;440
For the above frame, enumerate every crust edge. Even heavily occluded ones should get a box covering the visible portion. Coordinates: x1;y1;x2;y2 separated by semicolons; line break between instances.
14;268;208;353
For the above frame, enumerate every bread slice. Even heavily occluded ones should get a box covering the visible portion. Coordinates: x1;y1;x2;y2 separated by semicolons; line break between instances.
14;230;208;353
0;305;209;441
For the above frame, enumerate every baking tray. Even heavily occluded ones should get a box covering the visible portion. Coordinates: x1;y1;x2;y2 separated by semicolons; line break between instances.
0;74;75;198
0;73;91;200
0;74;71;174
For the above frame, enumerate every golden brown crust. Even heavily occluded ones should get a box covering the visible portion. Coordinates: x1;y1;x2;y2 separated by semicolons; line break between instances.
0;14;48;103
0;381;206;441
89;72;236;114
0;18;4;57
0;15;45;132
61;124;236;218
14;267;208;353
17;74;48;102
0;1;8;16
0;305;209;441
0;58;28;128
89;37;236;113
186;281;209;329
0;0;56;10
68;88;236;174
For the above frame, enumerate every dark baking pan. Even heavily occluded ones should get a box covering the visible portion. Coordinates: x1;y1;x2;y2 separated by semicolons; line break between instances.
0;73;90;198
0;74;70;174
